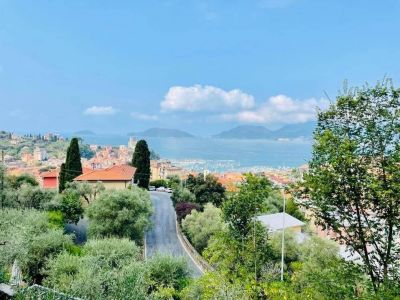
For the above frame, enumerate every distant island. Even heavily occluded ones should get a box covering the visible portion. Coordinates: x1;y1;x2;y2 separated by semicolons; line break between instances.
129;128;194;138
213;122;316;140
74;130;96;136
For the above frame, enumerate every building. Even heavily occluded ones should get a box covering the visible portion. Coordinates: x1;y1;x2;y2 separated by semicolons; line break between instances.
41;170;59;189
33;147;48;161
74;164;136;190
257;212;305;234
128;137;137;150
150;160;185;180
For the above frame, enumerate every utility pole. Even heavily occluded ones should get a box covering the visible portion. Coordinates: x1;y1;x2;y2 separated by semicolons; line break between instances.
280;186;286;281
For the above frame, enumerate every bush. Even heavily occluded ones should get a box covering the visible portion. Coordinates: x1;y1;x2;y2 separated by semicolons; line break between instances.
182;203;224;253
4;185;56;210
86;188;152;244
175;202;201;223
171;188;195;207
146;254;190;292
59;191;84;224
150;179;168;188
0;209;73;283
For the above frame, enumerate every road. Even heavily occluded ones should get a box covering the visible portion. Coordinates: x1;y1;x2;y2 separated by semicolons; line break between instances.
146;191;203;277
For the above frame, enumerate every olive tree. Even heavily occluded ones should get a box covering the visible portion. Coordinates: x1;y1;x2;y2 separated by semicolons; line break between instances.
86;188;152;244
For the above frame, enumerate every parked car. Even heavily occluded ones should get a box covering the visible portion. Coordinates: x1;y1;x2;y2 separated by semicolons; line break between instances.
149;186;156;191
156;186;166;192
165;188;172;193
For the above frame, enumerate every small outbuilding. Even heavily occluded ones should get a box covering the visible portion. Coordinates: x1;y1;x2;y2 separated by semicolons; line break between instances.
256;212;305;233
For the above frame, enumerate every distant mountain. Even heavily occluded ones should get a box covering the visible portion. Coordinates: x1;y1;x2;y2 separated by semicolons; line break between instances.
213;122;316;140
273;122;316;139
74;130;96;136
130;128;194;138
213;125;273;139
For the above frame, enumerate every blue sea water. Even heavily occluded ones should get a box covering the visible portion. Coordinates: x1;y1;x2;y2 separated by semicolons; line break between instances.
78;135;312;172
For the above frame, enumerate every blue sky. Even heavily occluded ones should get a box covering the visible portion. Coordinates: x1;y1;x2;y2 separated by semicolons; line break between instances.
0;0;399;135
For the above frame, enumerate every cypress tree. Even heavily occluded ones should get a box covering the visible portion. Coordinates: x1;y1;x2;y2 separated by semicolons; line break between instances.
59;137;82;192
58;163;66;193
132;140;150;189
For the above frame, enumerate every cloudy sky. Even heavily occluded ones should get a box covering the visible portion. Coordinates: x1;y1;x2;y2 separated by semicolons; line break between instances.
0;1;399;135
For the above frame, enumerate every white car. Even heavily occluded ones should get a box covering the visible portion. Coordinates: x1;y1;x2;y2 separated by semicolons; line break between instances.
149;186;156;191
165;188;172;193
156;187;166;192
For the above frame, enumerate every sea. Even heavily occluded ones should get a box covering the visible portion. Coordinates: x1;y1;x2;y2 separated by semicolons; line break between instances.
77;135;313;173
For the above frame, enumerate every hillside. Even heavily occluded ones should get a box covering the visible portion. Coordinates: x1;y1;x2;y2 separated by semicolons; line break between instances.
214;122;316;140
130;128;194;138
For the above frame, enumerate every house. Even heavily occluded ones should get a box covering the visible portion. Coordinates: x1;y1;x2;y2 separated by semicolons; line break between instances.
257;212;305;234
74;164;136;190
41;170;59;189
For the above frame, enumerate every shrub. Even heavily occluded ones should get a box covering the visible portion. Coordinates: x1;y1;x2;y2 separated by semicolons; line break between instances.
175;202;201;223
86;188;152;244
60;191;84;224
182;203;224;253
150;179;168;188
171;188;195;207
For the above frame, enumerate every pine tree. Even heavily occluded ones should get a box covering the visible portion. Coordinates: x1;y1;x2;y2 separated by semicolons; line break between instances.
132;140;150;189
59;138;82;192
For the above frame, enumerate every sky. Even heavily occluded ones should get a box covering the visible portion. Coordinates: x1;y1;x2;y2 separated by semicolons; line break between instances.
0;0;400;136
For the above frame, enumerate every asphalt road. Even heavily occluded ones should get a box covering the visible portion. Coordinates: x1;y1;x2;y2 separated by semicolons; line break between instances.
146;191;203;277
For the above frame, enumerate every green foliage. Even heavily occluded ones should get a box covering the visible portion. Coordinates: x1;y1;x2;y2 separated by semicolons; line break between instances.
0;209;73;283
303;78;400;290
60;138;82;192
132;139;151;189
171;187;195;207
59;191;84;224
44;240;189;300
149;179;168;188
6;173;38;189
222;173;272;239
86;188;152;244
186;174;226;207
47;211;64;229
146;254;190;293
182;203;224;253
58;163;66;193
64;180;105;204
79;143;95;159
3;184;56;210
166;175;180;189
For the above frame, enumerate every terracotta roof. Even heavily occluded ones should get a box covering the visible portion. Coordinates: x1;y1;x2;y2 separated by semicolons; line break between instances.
41;170;59;178
74;165;136;181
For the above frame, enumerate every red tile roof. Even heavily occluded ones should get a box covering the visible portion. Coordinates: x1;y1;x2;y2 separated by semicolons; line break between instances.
74;165;136;181
41;170;59;178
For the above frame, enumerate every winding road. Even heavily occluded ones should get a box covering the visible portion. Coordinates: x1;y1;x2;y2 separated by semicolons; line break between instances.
145;191;203;277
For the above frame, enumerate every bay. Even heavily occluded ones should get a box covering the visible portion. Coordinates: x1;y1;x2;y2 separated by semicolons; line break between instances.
78;134;312;172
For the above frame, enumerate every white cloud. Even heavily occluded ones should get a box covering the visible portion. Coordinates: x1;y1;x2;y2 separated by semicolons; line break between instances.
160;85;255;112
131;112;159;121
84;106;117;115
222;94;329;124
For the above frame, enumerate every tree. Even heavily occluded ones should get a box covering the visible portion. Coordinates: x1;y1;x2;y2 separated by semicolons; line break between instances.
222;173;272;239
86;188;152;244
175;202;201;223
182;203;224;253
60;191;84;224
132;140;151;189
58;163;66;193
0;209;73;283
6;173;38;189
171;187;195;207
59;138;82;192
64;181;105;204
186;174;226;207
303;78;400;291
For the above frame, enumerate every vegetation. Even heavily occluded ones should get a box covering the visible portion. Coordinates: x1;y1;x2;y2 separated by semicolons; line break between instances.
0;209;73;283
171;187;196;207
302;79;400;291
59;138;82;192
149;179;168;188
186;173;226;207
59;191;84;224
182;203;224;253
175;202;201;223
86;188;152;244
132;139;151;189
